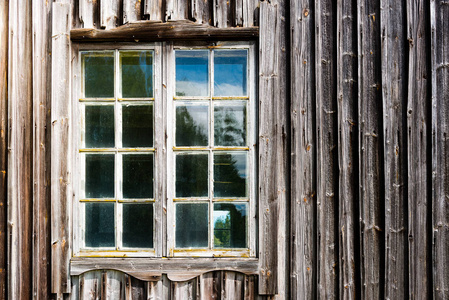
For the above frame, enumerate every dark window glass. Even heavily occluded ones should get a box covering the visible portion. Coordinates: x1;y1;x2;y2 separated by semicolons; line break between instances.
83;52;114;98
123;203;153;248
214;104;246;146
121;51;153;98
176;105;209;147
176;154;208;198
122;105;153;147
85;154;115;198
213;203;247;248
85;203;115;247
176;203;208;248
123;154;153;199
85;105;115;148
214;153;247;198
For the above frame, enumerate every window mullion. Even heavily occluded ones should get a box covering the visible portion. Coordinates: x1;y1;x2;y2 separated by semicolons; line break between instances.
115;49;121;250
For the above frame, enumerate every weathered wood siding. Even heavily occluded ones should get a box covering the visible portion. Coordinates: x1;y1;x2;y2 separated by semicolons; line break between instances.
1;0;449;299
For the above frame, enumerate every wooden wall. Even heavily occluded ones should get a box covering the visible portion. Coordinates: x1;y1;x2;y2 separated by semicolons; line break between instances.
0;0;448;299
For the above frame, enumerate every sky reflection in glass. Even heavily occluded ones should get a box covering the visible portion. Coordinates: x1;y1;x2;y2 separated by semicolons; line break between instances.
214;50;247;97
175;50;209;97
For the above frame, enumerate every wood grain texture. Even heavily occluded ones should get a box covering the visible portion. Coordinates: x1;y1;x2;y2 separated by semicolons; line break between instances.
357;0;384;299
32;0;52;298
407;1;431;299
315;0;339;298
51;1;72;295
123;0;142;23
100;0;120;29
213;0;232;28
79;0;99;28
190;0;212;25
290;0;317;298
7;0;33;298
381;0;408;298
166;0;189;21
0;1;8;299
431;0;449;298
337;0;359;299
70;20;258;42
144;0;163;21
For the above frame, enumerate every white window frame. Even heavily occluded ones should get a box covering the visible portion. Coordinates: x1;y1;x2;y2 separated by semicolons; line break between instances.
72;41;257;259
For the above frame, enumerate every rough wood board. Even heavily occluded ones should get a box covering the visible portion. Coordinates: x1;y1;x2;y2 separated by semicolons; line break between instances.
144;0;163;21
70;21;258;42
407;0;431;299
51;1;72;294
290;0;316;298
79;0;98;29
381;0;408;298
190;0;212;25
315;0;339;298
337;0;359;299
100;0;120;29
431;0;449;298
357;0;384;298
0;1;8;299
7;0;34;298
32;0;52;298
123;0;142;23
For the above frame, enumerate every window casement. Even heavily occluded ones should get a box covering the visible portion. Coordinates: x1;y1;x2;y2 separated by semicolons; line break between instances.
72;42;257;259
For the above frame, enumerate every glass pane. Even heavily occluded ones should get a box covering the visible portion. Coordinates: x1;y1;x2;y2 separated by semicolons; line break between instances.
175;50;209;97
85;203;115;248
123;154;153;199
121;51;153;98
85;154;115;198
175;203;208;248
214;153;247;198
176;105;209;147
214;104;246;146
82;52;114;98
214;50;247;97
123;203;153;248
213;203;247;248
85;105;115;148
176;154;208;198
122;105;153;147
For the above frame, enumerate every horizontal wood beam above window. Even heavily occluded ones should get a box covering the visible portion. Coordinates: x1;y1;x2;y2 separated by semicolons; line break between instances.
70;257;259;281
71;20;259;42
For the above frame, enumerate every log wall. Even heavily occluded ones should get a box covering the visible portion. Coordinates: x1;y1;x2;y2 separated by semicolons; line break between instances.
0;0;448;299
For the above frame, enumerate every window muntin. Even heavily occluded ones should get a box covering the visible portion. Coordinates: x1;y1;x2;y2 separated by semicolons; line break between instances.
169;46;255;257
75;43;256;258
78;49;156;254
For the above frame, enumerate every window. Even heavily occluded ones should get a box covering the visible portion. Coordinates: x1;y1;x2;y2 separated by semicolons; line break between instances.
73;42;256;258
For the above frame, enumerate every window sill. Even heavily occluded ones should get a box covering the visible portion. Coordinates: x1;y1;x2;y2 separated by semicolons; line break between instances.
70;257;259;281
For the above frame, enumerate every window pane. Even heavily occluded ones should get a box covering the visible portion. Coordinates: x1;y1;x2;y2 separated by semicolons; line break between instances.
213;203;247;248
176;105;209;147
85;154;115;198
122;104;153;147
85;203;115;248
85;105;115;148
176;154;208;198
83;52;114;98
214;50;247;97
176;203;208;248
123;154;153;199
123;203;153;248
214;104;246;146
175;50;209;97
121;51;153;98
214;153;247;198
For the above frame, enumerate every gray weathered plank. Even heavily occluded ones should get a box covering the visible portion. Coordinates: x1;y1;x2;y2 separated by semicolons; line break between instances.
79;0;98;28
190;0;212;25
337;0;359;299
431;0;449;298
0;1;8;298
7;0;33;298
123;0;142;23
166;0;189;21
70;21;258;42
171;277;199;300
32;0;52;298
315;0;339;298
407;0;431;299
357;0;383;298
143;0;163;21
51;1;72;295
381;0;408;298
213;0;232;28
243;0;258;27
100;0;120;29
290;0;316;298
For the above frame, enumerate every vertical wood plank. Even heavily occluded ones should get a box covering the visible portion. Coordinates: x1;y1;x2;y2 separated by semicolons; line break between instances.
171;278;198;300
199;272;219;300
381;0;408;298
32;0;52;298
0;1;8;299
315;0;339;298
104;271;125;299
407;0;431;299
100;0;120;29
80;271;102;300
290;0;316;298
7;0;33;298
79;0;98;28
166;0;189;21
242;0;257;27
51;1;72;295
357;0;384;298
431;0;449;298
337;0;360;299
235;0;244;26
223;271;244;299
124;0;142;23
213;0;232;28
143;0;163;21
190;0;212;25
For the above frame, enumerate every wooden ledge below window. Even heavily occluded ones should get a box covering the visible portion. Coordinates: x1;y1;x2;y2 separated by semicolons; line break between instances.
70;257;259;282
70;20;259;42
